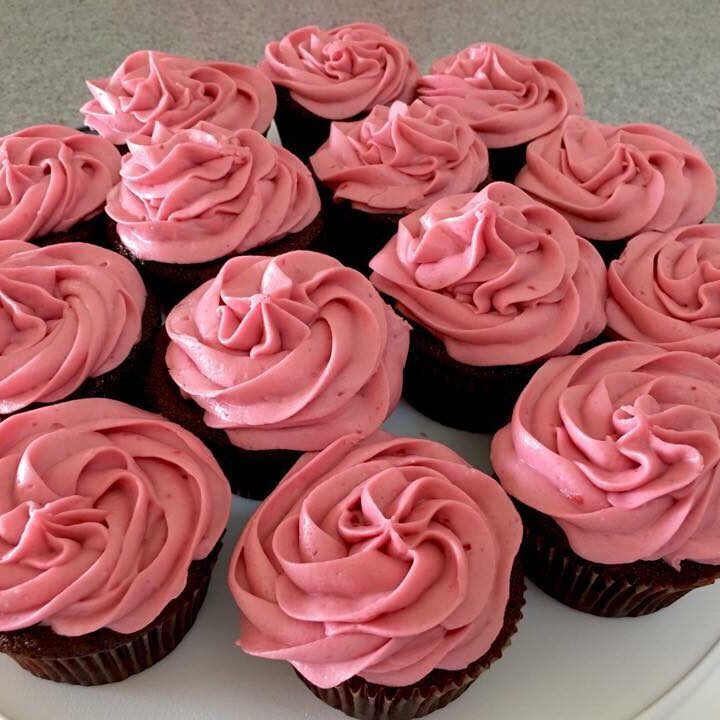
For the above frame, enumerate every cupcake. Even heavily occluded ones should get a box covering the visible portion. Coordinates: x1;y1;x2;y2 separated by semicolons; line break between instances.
515;115;717;263
310;99;489;274
370;182;607;433
0;398;231;684
0;241;158;417
0;125;120;246
492;341;720;617
416;42;584;182
260;22;419;162
81;50;276;149
105;122;323;309
229;432;524;720
607;224;720;359
146;251;409;499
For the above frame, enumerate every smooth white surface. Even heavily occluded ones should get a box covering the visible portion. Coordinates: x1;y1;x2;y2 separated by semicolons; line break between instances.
0;401;718;720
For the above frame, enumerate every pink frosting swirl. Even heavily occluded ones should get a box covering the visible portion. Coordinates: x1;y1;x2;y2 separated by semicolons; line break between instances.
0;398;230;635
165;251;409;451
261;22;419;119
229;432;522;688
516;115;717;242
105;122;321;264
492;342;720;568
607;225;720;359
0;241;146;414
310;99;489;213
81;50;276;144
370;183;607;366
0;125;120;242
416;42;584;148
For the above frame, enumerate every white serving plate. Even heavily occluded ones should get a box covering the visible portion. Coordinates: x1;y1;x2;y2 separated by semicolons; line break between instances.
1;400;719;720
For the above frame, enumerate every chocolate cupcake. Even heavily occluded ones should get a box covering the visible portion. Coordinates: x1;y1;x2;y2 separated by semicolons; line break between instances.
260;22;419;162
0;241;158;417
0;125;120;246
492;341;720;617
147;251;409;499
515;115;717;263
416;43;584;182
0;398;231;684
310;99;489;274
370;182;607;433
105;122;323;309
229;432;524;720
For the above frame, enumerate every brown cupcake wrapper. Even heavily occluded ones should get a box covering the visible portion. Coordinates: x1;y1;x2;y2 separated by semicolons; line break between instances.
488;144;528;183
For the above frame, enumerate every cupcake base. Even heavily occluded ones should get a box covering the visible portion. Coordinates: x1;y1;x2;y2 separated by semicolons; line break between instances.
518;503;720;617
488;143;528;183
31;212;110;249
297;561;525;720
0;542;221;685
589;237;628;265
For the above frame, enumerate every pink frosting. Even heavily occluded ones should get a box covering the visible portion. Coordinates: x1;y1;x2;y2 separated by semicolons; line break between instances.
81;50;276;144
370;183;607;366
607;225;720;359
0;398;230;635
417;42;584;148
492;341;720;568
310;99;489;213
165;251;409;451
516;115;717;242
105;122;321;264
0;125;120;242
0;241;146;414
261;22;419;119
229;431;522;688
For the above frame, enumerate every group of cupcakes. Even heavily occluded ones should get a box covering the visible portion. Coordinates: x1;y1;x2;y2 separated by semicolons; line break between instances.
0;18;718;720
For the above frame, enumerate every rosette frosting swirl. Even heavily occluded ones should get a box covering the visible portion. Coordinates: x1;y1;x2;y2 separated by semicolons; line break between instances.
416;42;584;148
0;241;146;414
165;251;409;450
0;398;230;635
310;100;489;213
0;125;121;242
105;122;321;264
261;22;419;119
492;342;720;567
370;183;607;366
516;115;717;241
81;50;276;144
229;432;522;688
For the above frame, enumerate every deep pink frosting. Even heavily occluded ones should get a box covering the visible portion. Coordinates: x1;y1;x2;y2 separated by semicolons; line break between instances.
260;22;419;119
516;115;717;241
310;99;489;213
0;125;121;242
105;122;321;264
0;241;146;414
492;341;720;568
370;183;607;366
165;251;409;451
0;398;230;635
81;50;276;144
416;42;584;148
229;431;522;688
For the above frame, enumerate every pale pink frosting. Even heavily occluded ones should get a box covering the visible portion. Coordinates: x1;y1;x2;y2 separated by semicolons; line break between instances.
0;241;146;414
105;122;321;264
0;125;121;242
310;99;489;213
261;23;419;119
417;42;584;148
0;398;230;635
81;50;276;144
370;183;607;366
492;342;720;568
516;115;717;241
229;431;522;688
165;252;409;451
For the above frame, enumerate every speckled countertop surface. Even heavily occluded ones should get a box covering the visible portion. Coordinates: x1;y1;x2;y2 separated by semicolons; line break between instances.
2;0;718;217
